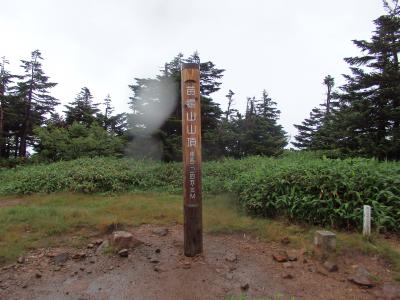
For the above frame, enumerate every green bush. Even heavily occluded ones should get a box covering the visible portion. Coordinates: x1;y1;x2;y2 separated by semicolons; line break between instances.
1;153;399;231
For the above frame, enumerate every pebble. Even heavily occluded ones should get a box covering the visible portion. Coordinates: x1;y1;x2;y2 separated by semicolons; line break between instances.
272;251;289;263
283;262;294;269
152;228;169;237
17;257;25;264
283;273;294;279
323;260;338;272
150;258;159;264
118;249;129;257
240;283;250;291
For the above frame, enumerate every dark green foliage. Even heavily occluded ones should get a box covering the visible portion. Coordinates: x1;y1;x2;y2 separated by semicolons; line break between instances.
12;50;59;157
64;87;100;127
1;153;399;232
127;52;225;161
235;153;400;231
33;122;124;162
294;4;400;159
233;91;287;157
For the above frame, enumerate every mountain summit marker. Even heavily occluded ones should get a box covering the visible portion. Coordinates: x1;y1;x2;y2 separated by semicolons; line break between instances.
181;63;202;256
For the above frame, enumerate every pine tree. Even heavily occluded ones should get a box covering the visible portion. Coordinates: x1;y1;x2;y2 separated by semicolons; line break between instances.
64;87;100;127
0;57;13;157
292;75;336;149
238;90;287;156
14;50;58;157
98;94;127;135
127;52;225;161
333;1;400;159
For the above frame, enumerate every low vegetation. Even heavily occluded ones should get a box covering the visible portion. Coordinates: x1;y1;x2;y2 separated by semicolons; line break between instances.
1;152;399;232
1;192;400;273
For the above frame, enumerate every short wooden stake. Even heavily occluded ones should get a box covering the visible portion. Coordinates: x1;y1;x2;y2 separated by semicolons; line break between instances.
363;205;371;236
181;63;202;256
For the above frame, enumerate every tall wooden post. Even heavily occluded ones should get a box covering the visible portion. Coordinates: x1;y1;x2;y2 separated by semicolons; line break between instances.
181;63;202;256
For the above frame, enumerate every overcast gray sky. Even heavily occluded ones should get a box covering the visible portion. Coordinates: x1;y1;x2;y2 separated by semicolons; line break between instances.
1;0;384;144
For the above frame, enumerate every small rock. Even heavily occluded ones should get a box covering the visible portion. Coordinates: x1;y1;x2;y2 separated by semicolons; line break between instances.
155;248;161;254
152;228;169;237
118;249;129;257
17;256;25;264
87;243;94;249
240;283;250;291
22;283;28;289
110;231;142;250
94;239;103;245
109;266;114;271
323;260;338;272
54;253;69;265
283;273;293;279
273;251;289;263
283;262;294;269
96;240;110;254
182;262;191;269
72;252;86;260
86;270;92;274
53;266;62;271
303;258;308;264
153;266;161;272
288;255;297;262
317;267;328;276
80;267;85;271
150;257;159;264
281;237;290;245
348;266;374;288
226;273;233;280
90;259;96;264
224;252;237;263
35;272;42;278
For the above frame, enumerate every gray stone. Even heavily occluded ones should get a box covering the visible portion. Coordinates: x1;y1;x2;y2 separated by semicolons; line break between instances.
348;266;374;288
152;228;169;237
240;283;249;291
54;253;69;265
118;249;129;257
314;230;336;259
283;273;293;279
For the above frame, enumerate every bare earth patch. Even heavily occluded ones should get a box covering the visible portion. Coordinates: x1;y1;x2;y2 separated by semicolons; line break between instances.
1;224;398;300
0;198;25;208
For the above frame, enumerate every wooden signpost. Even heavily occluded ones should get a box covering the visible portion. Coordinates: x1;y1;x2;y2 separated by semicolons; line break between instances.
181;63;202;257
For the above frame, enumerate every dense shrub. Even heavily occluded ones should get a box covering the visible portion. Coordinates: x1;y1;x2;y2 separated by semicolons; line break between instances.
0;153;399;231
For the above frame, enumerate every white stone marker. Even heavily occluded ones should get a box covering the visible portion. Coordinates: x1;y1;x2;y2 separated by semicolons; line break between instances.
363;205;371;236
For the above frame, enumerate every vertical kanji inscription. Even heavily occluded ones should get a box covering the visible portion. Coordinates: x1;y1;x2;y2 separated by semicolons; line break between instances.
181;63;202;257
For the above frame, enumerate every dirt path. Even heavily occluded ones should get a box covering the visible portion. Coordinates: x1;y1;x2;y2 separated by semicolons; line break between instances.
0;225;397;299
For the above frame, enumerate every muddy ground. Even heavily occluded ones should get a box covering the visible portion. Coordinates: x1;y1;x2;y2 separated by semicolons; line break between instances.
1;224;399;300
